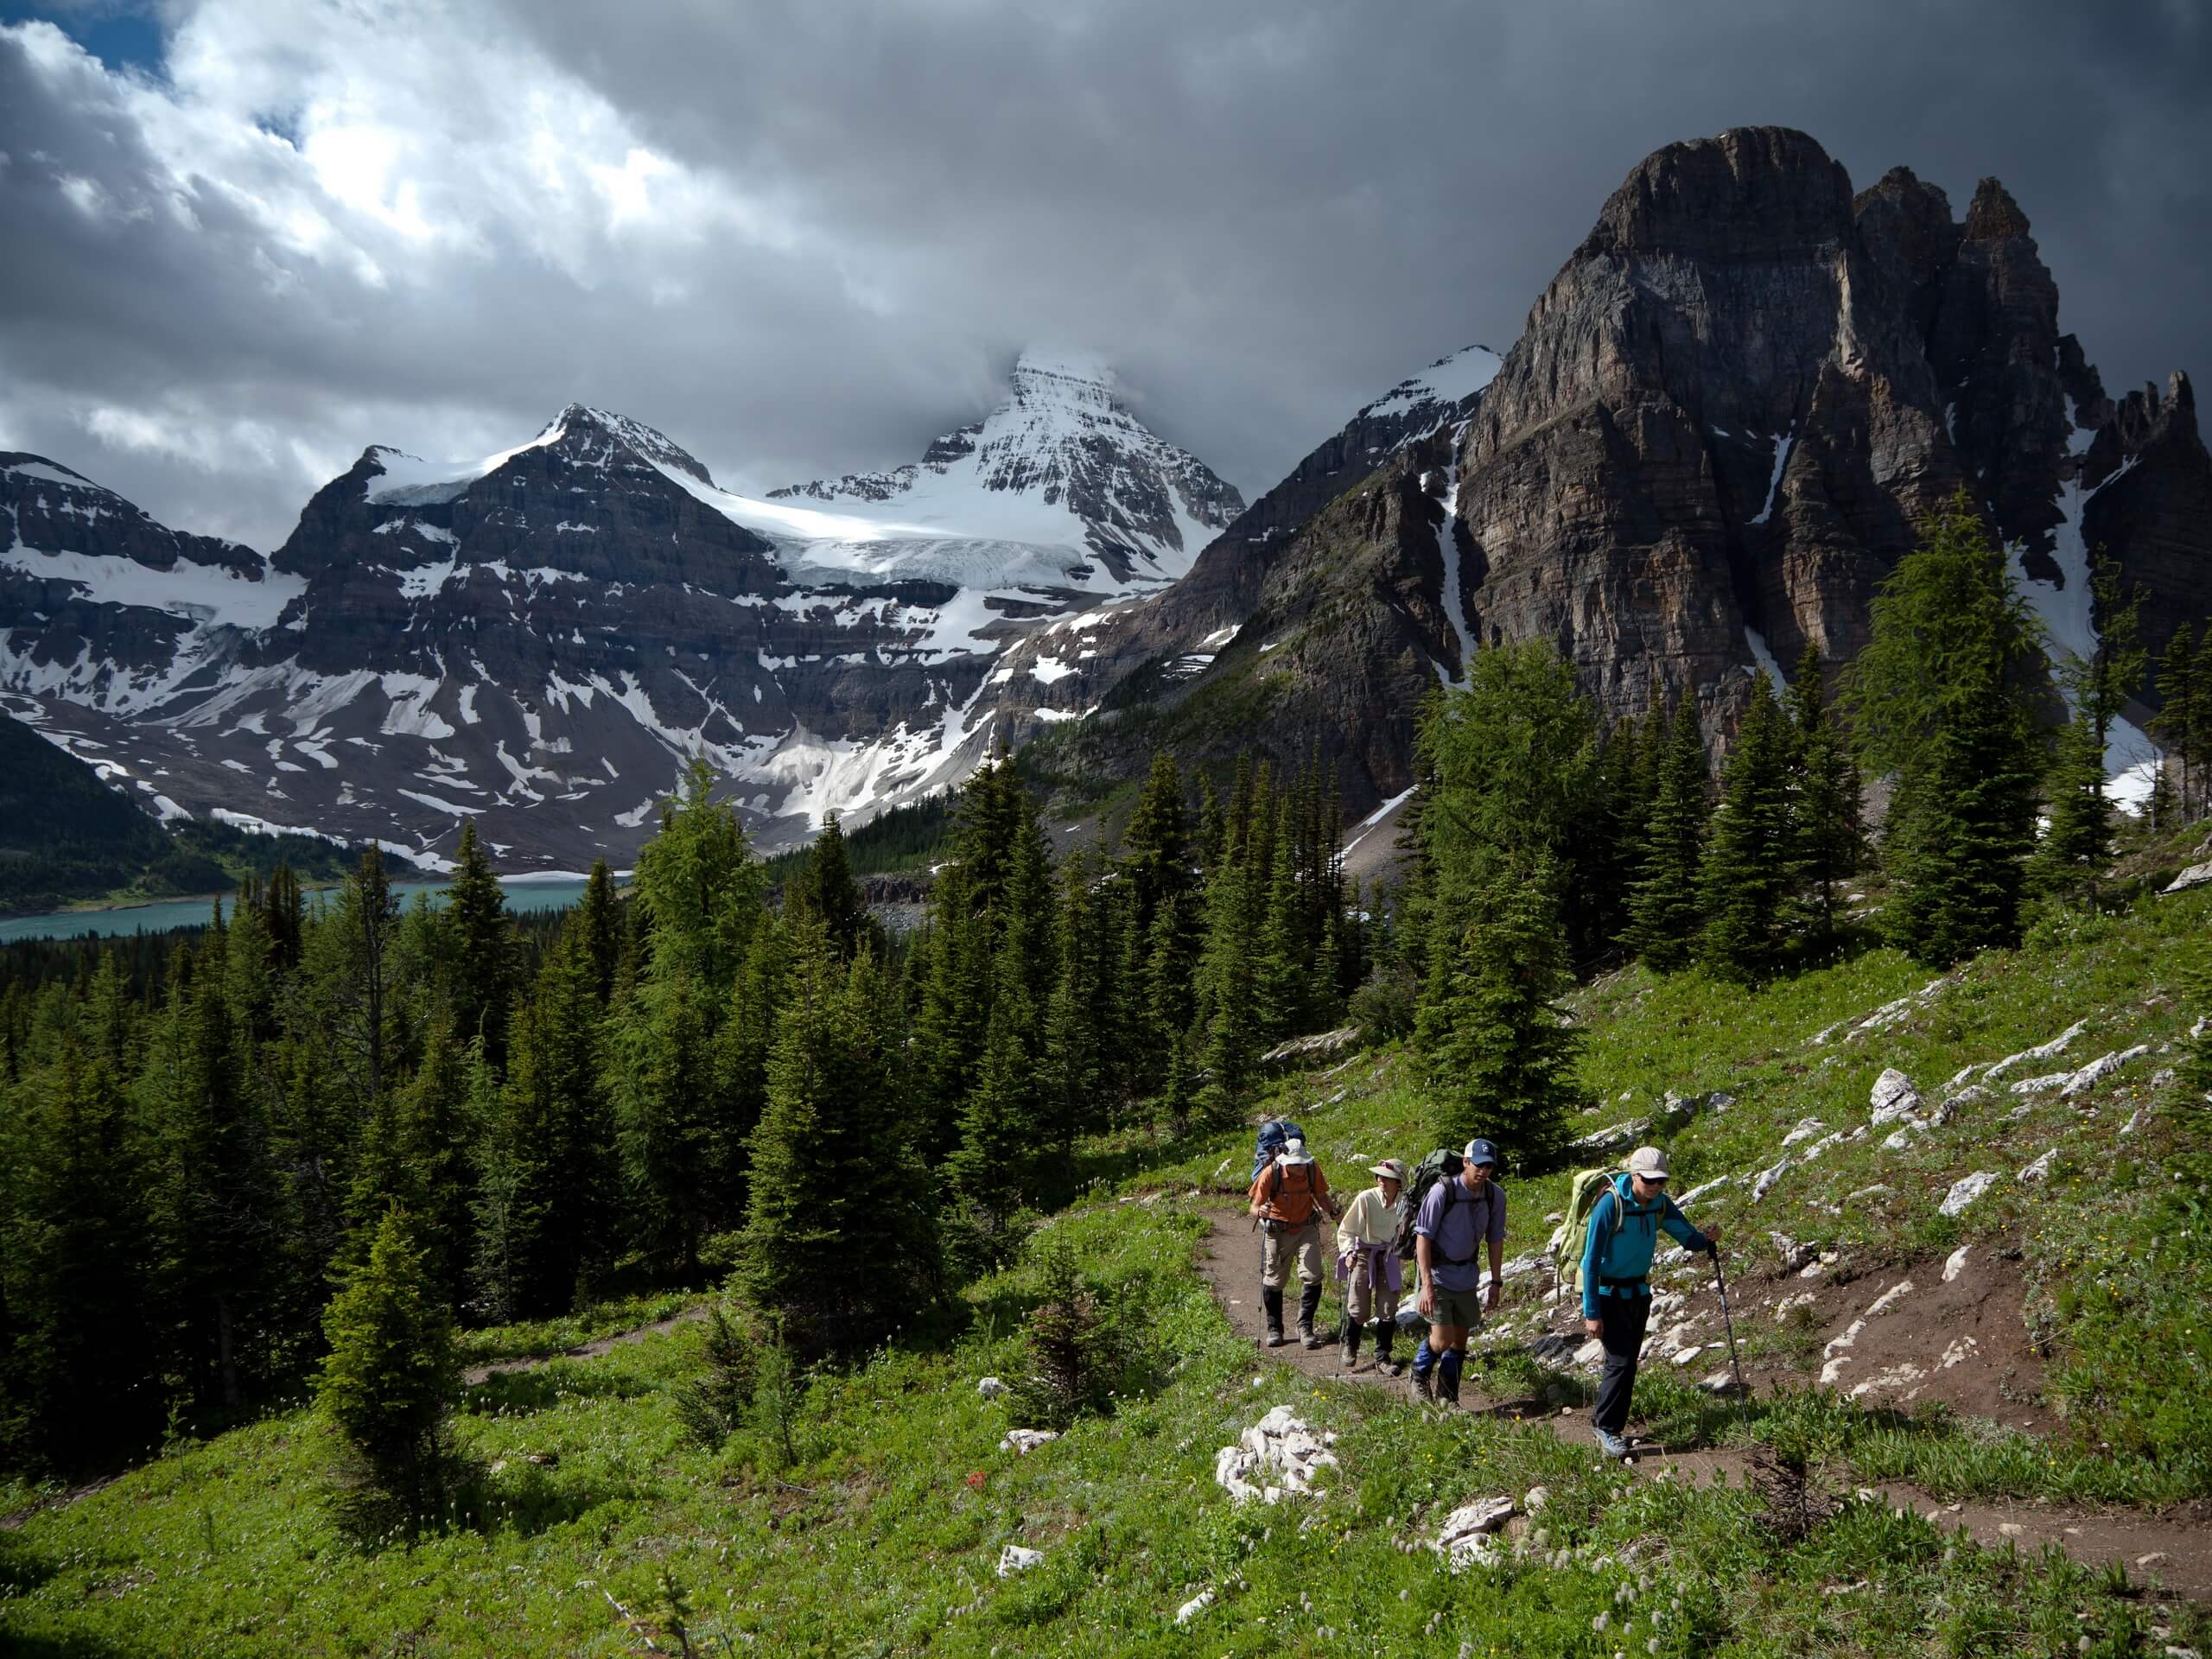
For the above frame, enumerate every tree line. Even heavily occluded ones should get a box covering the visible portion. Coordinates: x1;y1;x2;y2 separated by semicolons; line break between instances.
0;747;1362;1483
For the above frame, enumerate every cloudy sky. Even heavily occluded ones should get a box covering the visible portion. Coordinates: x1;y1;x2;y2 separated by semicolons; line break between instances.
3;0;2207;551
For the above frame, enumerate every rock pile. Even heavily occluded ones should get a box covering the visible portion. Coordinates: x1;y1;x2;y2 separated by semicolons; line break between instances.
1214;1407;1338;1504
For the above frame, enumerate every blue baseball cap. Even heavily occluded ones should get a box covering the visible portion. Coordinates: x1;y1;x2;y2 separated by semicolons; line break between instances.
1463;1138;1500;1168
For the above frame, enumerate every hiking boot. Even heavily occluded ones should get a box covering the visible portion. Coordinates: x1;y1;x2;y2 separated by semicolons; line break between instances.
1262;1287;1287;1347
1439;1362;1462;1408
1298;1285;1325;1349
1339;1318;1362;1370
1375;1325;1402;1376
1594;1429;1629;1461
1412;1351;1436;1402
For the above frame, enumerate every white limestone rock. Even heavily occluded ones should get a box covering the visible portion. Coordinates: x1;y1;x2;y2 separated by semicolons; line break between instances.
1868;1068;1923;1125
1984;1020;2088;1081
1942;1245;1971;1284
1939;1172;1999;1217
997;1545;1045;1576
976;1376;1007;1400
1001;1428;1059;1455
2018;1148;2057;1183
2059;1045;2150;1098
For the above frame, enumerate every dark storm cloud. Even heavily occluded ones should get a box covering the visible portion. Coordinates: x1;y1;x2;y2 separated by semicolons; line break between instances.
2;0;2207;550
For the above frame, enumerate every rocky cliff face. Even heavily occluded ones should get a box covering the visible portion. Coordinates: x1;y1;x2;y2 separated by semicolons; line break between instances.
1033;129;2208;820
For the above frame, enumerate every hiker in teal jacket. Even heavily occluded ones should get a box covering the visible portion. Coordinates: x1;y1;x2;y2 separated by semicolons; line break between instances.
1580;1145;1720;1459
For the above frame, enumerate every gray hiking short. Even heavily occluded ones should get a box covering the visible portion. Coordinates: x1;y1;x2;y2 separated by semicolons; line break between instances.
1427;1284;1485;1330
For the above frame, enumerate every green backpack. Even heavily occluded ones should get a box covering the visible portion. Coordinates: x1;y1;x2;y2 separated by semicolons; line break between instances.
1547;1168;1628;1300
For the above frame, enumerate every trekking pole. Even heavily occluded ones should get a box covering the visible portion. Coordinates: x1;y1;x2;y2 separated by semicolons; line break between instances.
1709;1245;1753;1432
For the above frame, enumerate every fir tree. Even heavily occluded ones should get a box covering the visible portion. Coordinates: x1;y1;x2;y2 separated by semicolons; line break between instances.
2028;712;2110;906
1784;642;1862;959
1846;492;2047;963
1625;705;1711;969
575;858;624;1004
316;1207;458;1540
1697;677;1795;980
1415;854;1580;1165
1254;807;1308;1043
784;814;869;962
1121;752;1192;933
741;930;937;1357
345;1018;473;1306
441;820;514;1065
2152;621;2202;822
141;945;286;1420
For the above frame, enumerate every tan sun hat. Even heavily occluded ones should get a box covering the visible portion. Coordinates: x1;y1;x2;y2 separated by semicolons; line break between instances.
1625;1145;1671;1180
1370;1158;1408;1183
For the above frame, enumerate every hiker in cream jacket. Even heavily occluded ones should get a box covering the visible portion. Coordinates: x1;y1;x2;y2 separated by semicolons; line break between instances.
1334;1159;1408;1375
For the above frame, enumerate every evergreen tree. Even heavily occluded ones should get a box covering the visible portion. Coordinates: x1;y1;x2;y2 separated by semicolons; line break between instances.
1697;678;1795;980
441;820;514;1065
611;767;762;1271
741;930;937;1357
345;1018;473;1306
0;1027;154;1471
575;858;624;1004
1192;811;1260;1122
1039;847;1108;1148
784;814;869;962
1625;706;1711;969
2032;554;2146;904
1415;855;1580;1165
317;1207;458;1540
1254;807;1308;1043
1846;492;2048;963
1784;642;1862;959
943;988;1046;1268
2152;621;2203;822
141;944;287;1421
2029;712;2109;906
493;927;614;1314
1121;753;1192;933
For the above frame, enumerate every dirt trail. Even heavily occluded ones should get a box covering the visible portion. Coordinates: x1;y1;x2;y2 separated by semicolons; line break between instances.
460;1305;709;1387
1197;1209;2212;1602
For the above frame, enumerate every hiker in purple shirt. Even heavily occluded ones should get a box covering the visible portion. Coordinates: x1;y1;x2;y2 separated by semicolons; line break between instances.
1410;1138;1506;1406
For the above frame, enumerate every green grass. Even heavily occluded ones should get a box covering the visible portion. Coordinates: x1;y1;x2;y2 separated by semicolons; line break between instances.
456;1289;703;1367
4;1200;2201;1656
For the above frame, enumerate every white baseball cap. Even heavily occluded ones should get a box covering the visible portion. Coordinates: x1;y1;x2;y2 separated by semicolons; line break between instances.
1626;1146;1670;1180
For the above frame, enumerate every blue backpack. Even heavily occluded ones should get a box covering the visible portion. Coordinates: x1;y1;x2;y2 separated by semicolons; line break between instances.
1251;1118;1306;1185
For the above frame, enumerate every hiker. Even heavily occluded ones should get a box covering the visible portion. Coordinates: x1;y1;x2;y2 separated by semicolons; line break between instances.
1410;1138;1506;1405
1580;1145;1722;1459
1248;1135;1342;1348
1334;1158;1408;1373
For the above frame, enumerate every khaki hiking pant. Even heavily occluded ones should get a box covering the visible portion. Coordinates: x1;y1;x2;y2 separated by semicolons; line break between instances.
1344;1266;1399;1328
1261;1220;1324;1289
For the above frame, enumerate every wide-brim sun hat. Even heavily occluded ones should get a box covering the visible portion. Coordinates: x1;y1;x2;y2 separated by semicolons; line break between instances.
1370;1158;1407;1182
1626;1145;1670;1179
1277;1137;1315;1165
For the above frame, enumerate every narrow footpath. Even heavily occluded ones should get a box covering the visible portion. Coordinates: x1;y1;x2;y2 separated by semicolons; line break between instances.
1198;1207;2212;1602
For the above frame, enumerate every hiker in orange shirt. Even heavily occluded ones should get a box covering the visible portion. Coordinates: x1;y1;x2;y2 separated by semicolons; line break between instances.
1248;1137;1342;1348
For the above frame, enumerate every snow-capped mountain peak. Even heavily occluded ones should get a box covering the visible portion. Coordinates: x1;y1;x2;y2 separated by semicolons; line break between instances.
766;348;1246;590
359;404;713;507
1355;344;1504;430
